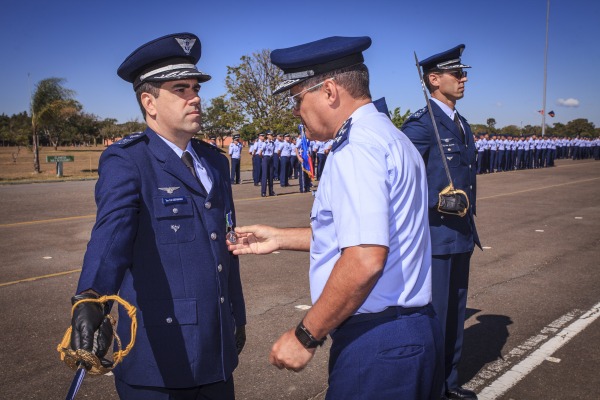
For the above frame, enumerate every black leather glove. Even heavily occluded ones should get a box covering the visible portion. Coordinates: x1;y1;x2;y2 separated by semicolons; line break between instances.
235;325;246;355
70;293;113;359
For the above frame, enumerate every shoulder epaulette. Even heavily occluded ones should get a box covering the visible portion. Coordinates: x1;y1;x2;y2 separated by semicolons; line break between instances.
114;132;146;147
331;118;352;152
405;106;429;122
193;138;226;153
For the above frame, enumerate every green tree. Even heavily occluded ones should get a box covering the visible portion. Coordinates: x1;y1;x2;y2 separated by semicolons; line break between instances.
31;78;79;169
498;125;521;137
522;124;542;136
225;49;297;135
0;112;30;147
37;99;82;149
486;118;496;132
565;118;595;138
202;95;245;146
390;107;411;130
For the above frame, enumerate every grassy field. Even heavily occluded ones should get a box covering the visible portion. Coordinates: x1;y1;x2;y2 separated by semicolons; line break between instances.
0;145;253;183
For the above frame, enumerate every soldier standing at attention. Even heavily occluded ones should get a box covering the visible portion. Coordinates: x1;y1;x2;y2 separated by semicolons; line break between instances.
229;134;242;184
259;132;276;197
402;44;481;400
68;32;246;399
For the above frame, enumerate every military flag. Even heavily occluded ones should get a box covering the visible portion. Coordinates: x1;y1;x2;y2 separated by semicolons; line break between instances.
298;124;314;180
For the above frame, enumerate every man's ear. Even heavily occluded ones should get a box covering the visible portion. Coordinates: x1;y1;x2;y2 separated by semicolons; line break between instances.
323;79;338;105
141;92;157;117
428;73;440;90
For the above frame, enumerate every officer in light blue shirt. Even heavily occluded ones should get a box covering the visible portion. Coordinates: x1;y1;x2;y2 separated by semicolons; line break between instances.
229;134;242;184
273;133;284;181
259;132;276;197
279;134;293;187
228;35;440;400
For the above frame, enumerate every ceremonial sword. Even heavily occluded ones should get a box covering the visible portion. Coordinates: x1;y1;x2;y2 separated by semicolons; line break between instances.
65;363;86;400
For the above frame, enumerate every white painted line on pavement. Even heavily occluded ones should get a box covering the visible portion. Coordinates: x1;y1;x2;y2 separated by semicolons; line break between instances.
477;301;600;400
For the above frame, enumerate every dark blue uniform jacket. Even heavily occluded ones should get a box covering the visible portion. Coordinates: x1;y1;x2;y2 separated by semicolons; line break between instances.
77;128;246;388
402;101;481;255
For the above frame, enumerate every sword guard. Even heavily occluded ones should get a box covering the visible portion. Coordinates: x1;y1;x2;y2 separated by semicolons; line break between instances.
57;295;137;375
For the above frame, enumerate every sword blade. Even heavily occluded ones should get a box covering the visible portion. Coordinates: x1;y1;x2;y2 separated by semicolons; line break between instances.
65;366;86;400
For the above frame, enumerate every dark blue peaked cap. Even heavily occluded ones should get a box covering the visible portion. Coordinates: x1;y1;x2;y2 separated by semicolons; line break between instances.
117;32;211;90
271;36;372;95
419;44;471;72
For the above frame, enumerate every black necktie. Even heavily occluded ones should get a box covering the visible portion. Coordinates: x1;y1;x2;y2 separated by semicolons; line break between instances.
181;151;206;192
454;112;465;143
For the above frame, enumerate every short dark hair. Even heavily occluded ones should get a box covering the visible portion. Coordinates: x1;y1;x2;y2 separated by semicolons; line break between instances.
135;81;162;119
300;63;371;100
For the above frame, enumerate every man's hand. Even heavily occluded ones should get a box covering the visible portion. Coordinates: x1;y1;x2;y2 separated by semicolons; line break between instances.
70;293;113;359
227;225;281;255
269;328;316;372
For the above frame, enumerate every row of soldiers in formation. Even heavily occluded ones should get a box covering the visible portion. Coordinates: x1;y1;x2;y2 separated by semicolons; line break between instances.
228;132;334;196
228;132;600;186
474;135;600;174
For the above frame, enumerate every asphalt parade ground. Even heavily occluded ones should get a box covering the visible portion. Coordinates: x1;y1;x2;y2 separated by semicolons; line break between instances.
0;158;599;400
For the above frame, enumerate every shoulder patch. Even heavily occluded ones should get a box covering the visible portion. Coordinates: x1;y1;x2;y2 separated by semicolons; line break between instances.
405;106;429;122
331;118;352;152
114;132;146;147
194;138;225;153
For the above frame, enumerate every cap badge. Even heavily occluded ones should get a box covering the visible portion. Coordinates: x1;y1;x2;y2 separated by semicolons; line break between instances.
175;38;196;55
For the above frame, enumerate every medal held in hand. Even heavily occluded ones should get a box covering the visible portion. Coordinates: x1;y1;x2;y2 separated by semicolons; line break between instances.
226;211;237;243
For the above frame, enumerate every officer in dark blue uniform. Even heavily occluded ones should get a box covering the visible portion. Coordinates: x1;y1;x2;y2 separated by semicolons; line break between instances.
402;44;481;400
68;32;246;400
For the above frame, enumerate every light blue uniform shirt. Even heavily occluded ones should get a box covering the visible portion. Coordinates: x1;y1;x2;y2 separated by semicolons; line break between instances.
309;103;432;314
280;141;293;157
229;141;242;159
262;140;275;156
157;134;213;192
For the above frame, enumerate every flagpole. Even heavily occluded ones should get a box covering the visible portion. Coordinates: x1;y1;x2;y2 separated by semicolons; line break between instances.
541;0;550;137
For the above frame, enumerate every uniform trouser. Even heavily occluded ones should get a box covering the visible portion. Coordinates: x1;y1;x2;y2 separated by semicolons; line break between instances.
516;150;524;169
431;251;472;393
279;156;289;187
273;154;280;179
316;153;327;180
496;150;505;171
290;157;299;178
299;170;312;192
489;151;496;172
477;152;484;174
533;149;540;168
327;304;443;400
115;376;234;400
230;158;240;184
261;156;274;195
252;155;261;184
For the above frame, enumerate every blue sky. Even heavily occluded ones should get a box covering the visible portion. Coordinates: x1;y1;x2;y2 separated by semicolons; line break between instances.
1;0;598;129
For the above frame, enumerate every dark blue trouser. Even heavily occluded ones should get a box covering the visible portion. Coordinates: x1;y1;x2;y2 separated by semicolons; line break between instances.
279;156;289;187
489;151;496;172
230;158;240;184
115;376;234;400
431;252;472;393
261;156;274;195
252;155;261;184
316;153;327;180
496;150;505;171
273;154;280;180
327;305;443;400
476;152;484;174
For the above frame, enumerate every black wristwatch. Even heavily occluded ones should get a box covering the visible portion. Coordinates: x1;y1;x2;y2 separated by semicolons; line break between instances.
295;321;326;349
